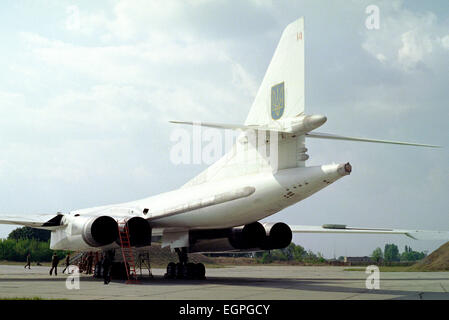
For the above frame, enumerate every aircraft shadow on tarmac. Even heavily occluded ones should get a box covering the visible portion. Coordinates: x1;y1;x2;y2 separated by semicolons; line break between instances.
154;275;449;298
1;275;448;299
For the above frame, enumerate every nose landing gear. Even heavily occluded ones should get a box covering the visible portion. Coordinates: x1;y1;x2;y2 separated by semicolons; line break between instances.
164;247;206;280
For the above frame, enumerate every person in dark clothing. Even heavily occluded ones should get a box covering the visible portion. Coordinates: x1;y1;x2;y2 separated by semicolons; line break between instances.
62;253;71;274
49;253;59;276
24;253;31;269
86;253;94;275
78;255;85;273
102;251;113;284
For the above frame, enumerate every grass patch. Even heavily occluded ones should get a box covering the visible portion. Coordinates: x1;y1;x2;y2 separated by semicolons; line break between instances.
0;260;51;267
344;266;449;272
0;296;68;300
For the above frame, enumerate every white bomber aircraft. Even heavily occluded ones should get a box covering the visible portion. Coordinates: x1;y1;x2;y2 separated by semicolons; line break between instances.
1;17;447;279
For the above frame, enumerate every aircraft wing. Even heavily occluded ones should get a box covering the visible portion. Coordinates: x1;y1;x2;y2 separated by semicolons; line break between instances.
0;213;64;230
290;224;449;240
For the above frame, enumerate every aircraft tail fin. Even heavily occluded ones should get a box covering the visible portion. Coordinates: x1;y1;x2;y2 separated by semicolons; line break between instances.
245;17;305;126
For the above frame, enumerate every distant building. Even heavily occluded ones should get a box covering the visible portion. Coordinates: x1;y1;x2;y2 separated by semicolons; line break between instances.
344;256;373;265
327;259;345;266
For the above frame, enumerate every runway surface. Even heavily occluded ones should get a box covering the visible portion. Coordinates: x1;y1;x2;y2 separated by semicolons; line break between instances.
0;265;448;300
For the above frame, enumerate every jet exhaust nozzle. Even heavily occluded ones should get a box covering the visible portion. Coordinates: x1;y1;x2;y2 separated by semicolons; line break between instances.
337;162;352;176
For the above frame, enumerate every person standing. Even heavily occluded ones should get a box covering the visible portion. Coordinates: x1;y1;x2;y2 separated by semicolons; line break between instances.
86;253;94;275
62;253;71;274
102;251;113;284
24;253;31;269
49;253;60;276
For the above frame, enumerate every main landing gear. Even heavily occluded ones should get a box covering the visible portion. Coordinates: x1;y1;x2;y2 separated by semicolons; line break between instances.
164;247;206;280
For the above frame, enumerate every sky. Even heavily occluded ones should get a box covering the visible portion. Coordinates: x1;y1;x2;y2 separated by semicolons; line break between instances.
0;0;447;258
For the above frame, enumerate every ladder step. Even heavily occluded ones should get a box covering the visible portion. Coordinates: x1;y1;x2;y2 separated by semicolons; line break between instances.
117;219;139;283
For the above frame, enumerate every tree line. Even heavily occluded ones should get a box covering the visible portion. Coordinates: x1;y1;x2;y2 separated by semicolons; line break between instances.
255;243;327;264
371;244;426;263
0;227;67;262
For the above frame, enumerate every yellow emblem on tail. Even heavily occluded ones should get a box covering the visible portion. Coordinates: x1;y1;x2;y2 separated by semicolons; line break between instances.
271;82;285;120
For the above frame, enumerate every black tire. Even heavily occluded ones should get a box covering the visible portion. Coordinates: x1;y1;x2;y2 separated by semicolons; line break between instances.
185;263;195;279
165;262;176;279
195;263;206;280
175;263;184;279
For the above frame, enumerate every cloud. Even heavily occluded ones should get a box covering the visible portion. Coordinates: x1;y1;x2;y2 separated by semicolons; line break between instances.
439;34;449;49
362;1;449;71
397;30;433;70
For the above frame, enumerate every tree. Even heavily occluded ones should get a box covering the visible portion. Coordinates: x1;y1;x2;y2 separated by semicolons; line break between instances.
291;243;306;261
256;243;324;264
259;251;273;264
371;247;383;263
400;246;427;262
8;227;51;242
384;244;400;262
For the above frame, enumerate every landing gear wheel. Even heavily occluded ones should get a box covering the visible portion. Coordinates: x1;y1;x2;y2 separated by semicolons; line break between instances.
184;262;195;279
194;263;206;280
175;263;184;279
165;262;176;279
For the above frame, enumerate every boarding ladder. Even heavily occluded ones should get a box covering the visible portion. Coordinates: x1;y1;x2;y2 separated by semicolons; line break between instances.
117;220;140;284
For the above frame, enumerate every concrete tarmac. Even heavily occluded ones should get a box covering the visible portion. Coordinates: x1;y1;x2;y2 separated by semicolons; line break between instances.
0;265;448;300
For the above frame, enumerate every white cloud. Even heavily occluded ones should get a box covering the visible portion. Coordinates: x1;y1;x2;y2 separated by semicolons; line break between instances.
67;0;216;41
375;53;387;62
362;1;449;71
440;35;449;50
397;30;433;70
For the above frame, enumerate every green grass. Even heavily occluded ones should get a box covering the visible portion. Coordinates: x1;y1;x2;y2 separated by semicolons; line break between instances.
344;266;449;272
0;296;68;300
0;297;43;300
0;260;51;267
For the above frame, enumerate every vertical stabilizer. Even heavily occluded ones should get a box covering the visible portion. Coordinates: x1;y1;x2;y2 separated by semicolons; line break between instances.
245;17;305;126
182;18;307;188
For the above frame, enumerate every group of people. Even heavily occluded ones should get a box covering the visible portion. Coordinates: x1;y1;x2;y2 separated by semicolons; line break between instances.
23;250;114;284
78;253;95;274
23;252;59;273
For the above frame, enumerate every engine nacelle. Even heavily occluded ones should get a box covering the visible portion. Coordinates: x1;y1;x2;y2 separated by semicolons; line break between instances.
188;221;292;253
82;216;119;247
228;222;266;249
51;215;151;250
189;222;267;252
261;222;292;250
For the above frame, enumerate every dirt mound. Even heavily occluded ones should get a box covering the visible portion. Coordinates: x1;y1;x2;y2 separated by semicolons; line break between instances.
147;244;215;267
409;241;449;271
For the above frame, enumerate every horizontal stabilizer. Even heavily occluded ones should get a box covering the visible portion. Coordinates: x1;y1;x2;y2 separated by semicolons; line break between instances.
306;132;441;148
169;120;288;133
290;224;449;240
